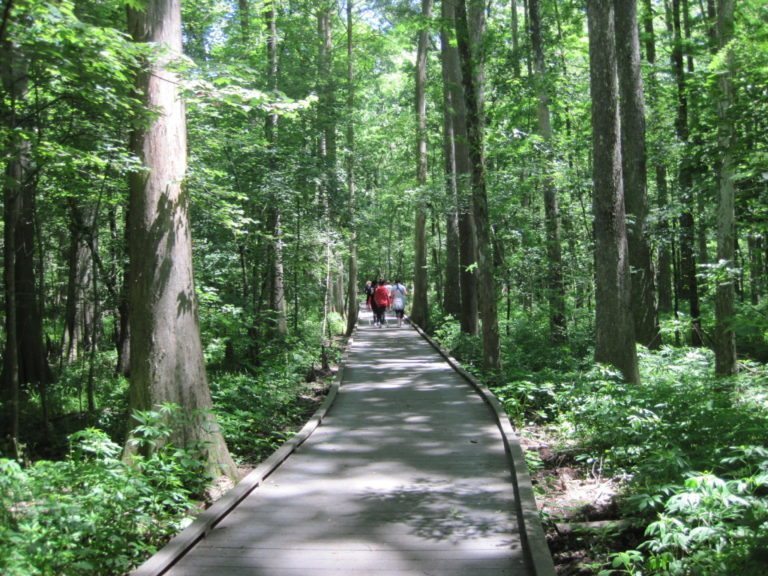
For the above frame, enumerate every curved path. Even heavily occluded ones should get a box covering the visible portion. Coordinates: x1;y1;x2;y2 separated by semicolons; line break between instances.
137;312;554;575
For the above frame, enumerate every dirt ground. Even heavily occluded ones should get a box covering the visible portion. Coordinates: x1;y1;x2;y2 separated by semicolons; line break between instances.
521;427;643;575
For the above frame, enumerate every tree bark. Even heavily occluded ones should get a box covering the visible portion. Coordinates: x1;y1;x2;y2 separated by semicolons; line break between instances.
411;0;433;329
440;0;462;318
510;0;521;78
264;1;288;339
2;106;22;445
529;0;567;343
455;0;501;374
587;0;639;383
345;0;359;337
714;0;736;375
125;0;237;480
671;0;702;345
748;234;763;305
614;0;660;349
642;0;673;314
444;0;478;334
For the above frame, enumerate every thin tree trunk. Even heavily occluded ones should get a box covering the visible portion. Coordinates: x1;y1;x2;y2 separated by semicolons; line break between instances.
641;0;673;314
587;0;640;383
615;0;660;349
264;1;288;339
510;0;521;78
411;0;433;329
714;0;736;375
345;0;358;337
441;1;462;318
748;234;763;305
529;0;567;343
671;0;702;345
455;0;501;374
125;0;237;480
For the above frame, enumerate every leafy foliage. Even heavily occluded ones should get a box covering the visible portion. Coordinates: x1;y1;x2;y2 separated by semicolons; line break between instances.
0;420;199;575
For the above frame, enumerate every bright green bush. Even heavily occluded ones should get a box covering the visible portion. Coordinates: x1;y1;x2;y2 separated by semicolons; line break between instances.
531;346;768;576
0;416;201;575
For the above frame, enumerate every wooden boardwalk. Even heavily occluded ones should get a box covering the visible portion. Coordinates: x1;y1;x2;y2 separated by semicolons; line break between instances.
135;312;554;575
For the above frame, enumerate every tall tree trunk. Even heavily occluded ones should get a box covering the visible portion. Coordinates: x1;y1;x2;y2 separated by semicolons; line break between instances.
615;0;660;349
714;0;736;375
441;0;462;318
63;203;97;363
587;0;639;384
671;0;702;345
344;0;358;337
748;234;763;305
529;0;567;343
510;0;521;78
15;173;50;388
264;1;287;339
455;0;501;374
411;0;433;329
2;108;22;446
116;207;131;377
317;2;337;211
444;0;478;334
642;0;673;314
125;0;237;480
2;27;50;443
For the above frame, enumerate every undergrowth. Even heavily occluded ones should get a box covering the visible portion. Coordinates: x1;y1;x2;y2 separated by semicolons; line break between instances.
432;313;768;576
0;412;199;576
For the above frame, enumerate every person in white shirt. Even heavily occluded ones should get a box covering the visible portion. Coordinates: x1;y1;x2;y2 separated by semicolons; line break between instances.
390;279;407;327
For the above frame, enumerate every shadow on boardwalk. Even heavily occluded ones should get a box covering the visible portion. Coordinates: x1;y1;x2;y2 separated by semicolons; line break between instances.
152;313;544;575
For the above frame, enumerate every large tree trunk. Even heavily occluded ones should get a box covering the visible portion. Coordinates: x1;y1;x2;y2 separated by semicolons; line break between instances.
2;117;22;446
344;0;359;337
15;168;50;389
587;0;639;384
455;0;501;374
2;27;50;442
714;0;736;375
444;0;478;334
411;0;433;329
440;0;462;319
125;0;237;480
529;0;567;343
671;0;702;346
614;0;660;349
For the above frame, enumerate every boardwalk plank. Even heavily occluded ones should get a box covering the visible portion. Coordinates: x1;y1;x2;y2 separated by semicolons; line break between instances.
151;314;549;575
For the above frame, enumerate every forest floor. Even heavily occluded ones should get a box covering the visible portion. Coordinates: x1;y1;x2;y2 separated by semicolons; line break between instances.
522;426;643;575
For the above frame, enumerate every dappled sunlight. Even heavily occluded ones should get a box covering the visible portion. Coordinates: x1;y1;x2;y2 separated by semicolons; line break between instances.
166;316;531;575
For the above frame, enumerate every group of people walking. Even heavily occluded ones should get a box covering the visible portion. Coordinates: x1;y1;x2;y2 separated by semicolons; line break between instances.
365;279;407;328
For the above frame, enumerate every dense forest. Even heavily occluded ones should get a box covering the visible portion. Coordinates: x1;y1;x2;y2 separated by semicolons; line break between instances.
1;0;767;574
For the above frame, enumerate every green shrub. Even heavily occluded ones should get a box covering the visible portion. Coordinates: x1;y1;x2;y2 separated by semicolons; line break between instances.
0;414;203;575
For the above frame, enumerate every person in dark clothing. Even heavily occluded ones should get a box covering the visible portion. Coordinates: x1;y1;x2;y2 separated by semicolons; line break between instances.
364;280;375;311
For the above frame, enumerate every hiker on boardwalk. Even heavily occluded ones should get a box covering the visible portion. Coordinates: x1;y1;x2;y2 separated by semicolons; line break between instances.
390;279;407;327
364;280;374;311
372;279;390;327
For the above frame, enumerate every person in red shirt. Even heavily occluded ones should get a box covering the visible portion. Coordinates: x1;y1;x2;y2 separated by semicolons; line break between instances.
372;279;390;327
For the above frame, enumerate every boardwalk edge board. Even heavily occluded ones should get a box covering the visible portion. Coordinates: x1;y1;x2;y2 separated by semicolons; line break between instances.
408;318;557;576
131;331;357;576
